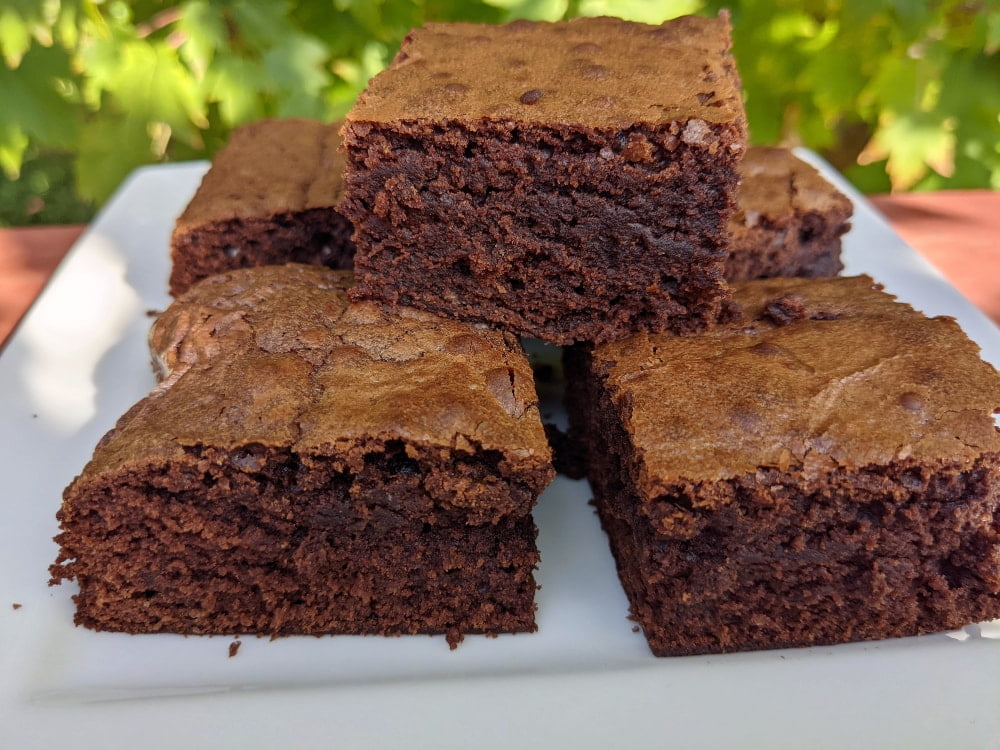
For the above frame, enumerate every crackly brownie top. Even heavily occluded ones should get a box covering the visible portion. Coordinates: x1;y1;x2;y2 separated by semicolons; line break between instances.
347;14;745;131
82;265;551;482
174;119;345;231
732;146;853;231
591;275;1000;493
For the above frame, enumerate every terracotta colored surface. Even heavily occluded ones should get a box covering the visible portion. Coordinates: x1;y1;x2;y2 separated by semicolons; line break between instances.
869;190;1000;326
0;225;85;347
0;190;997;350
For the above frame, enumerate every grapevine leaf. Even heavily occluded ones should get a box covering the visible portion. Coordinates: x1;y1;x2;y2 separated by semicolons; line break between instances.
177;0;227;78
203;56;269;127
0;8;32;68
232;0;296;50
76;114;155;203
0;120;28;178
341;0;391;36
861;113;955;190
78;26;133;109
331;41;388;91
987;12;1000;54
0;45;78;148
293;9;367;58
801;50;866;122
859;55;919;117
55;0;79;49
767;11;818;44
263;33;332;118
424;0;505;23
482;0;568;22
576;0;701;23
89;39;209;144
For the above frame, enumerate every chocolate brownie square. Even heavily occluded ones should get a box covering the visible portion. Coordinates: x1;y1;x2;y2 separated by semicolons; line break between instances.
341;13;747;345
726;147;853;281
169;119;354;296
566;275;1000;656
50;265;553;647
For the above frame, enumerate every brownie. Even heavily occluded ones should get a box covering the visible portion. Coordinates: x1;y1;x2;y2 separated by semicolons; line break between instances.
341;13;747;345
725;147;853;281
565;275;1000;656
169;119;354;296
50;265;554;648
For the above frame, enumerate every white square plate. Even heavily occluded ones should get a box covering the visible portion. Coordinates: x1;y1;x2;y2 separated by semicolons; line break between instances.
1;152;998;749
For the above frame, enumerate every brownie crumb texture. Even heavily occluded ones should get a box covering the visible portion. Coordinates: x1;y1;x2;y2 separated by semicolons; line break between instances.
568;275;1000;656
544;423;588;480
726;146;853;282
50;265;554;647
342;14;747;345
170;119;355;296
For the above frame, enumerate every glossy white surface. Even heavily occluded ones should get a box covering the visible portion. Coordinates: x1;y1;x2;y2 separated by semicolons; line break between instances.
1;155;997;749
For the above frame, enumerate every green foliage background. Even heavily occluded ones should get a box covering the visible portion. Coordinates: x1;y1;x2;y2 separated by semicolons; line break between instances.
1;0;998;226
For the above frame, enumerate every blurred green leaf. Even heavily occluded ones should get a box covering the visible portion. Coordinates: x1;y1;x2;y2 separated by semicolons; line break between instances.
861;112;956;190
263;33;332;118
0;8;32;68
75;113;155;202
337;0;422;38
767;11;819;44
800;50;864;122
331;40;388;90
2;0;999;223
0;45;78;158
203;57;269;127
0;149;92;226
263;34;330;95
55;0;80;49
232;0;296;49
425;0;505;23
860;56;921;117
576;0;701;23
88;39;208;140
483;0;568;22
0;121;29;179
176;0;227;78
987;12;1000;54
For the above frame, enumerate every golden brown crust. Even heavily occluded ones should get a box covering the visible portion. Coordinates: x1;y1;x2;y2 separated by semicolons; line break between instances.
173;119;345;231
347;13;744;131
590;275;1000;493
80;265;552;486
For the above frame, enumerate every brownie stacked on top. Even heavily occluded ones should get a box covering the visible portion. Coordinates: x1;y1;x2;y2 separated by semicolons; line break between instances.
340;14;747;345
51;265;552;646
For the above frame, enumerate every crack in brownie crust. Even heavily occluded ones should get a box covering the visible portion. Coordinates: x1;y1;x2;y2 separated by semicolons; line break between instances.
342;14;747;345
51;265;554;647
566;275;1000;656
170;119;355;296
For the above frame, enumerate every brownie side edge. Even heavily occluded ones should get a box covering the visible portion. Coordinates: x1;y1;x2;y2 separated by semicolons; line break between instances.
50;441;543;646
169;208;355;296
342;119;741;344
